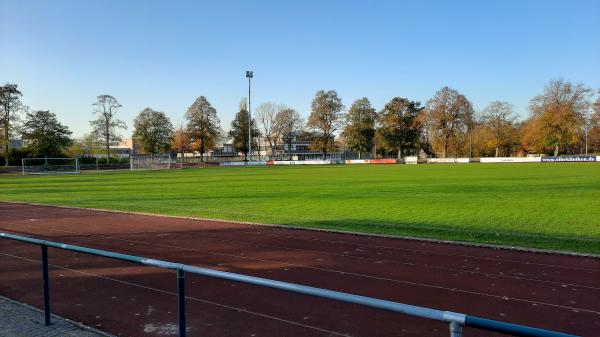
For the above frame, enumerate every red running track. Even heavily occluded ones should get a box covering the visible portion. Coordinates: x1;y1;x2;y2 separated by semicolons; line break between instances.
0;203;599;337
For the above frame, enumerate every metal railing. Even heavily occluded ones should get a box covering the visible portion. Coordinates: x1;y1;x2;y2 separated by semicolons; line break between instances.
0;232;578;337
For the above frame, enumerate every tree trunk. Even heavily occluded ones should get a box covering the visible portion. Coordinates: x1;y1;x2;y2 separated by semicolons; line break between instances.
469;133;473;158
495;146;499;157
200;141;205;162
358;151;361;160
3;106;10;166
373;141;377;159
267;138;274;159
397;147;402;159
554;144;559;156
443;135;449;158
3;132;8;166
106;142;110;164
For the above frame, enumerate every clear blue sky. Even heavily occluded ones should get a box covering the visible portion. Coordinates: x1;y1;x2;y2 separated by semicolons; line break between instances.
1;0;599;138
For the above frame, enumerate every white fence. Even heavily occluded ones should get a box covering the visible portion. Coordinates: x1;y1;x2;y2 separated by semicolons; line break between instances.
427;158;470;164
480;157;541;163
213;156;599;167
405;156;418;164
219;161;267;166
273;160;334;165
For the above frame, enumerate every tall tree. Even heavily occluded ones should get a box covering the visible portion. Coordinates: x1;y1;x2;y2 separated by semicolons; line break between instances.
375;97;423;159
0;83;25;166
256;102;282;157
342;98;376;159
307;90;344;157
228;100;260;160
275;107;303;160
22;110;72;157
472;117;520;157
520;117;547;154
171;124;192;161
527;80;592;156
185;96;221;161
90;95;126;164
481;101;517;157
133;108;174;154
589;90;600;153
593;90;600;121
425;87;474;158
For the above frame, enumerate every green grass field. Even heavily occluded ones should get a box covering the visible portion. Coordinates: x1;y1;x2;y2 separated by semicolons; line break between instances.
1;163;599;253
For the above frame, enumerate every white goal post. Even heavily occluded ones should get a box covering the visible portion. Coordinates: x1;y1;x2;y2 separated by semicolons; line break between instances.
130;154;172;171
22;158;80;175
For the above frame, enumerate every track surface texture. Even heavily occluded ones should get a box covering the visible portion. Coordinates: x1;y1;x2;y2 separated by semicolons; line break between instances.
1;203;599;337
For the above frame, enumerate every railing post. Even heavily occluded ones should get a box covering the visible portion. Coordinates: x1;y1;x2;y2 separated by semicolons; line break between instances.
41;244;51;326
449;321;462;337
177;269;186;337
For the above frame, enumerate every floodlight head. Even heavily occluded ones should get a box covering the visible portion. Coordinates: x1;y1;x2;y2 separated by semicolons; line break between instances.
246;70;253;78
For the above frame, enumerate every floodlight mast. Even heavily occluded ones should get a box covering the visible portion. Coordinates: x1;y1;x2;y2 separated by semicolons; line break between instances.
246;70;253;161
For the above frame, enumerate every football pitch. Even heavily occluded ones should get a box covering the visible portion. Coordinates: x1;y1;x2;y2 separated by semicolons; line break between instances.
1;163;599;254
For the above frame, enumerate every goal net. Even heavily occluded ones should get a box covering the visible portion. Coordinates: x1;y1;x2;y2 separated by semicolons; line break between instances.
130;155;172;171
22;158;80;175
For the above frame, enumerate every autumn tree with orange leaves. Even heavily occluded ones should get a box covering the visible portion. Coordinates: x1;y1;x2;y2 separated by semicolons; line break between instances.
185;96;222;161
587;90;600;154
171;124;191;161
522;80;592;156
480;101;518;157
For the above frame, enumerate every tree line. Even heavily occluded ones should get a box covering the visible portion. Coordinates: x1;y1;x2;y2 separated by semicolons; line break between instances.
1;79;600;166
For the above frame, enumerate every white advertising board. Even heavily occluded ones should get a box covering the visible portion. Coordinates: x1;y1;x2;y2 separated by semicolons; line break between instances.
404;156;418;164
220;161;267;166
273;160;333;165
427;158;470;164
480;157;541;163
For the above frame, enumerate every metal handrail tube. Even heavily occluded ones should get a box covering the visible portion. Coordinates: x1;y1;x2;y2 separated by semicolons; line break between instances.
464;316;576;337
1;232;166;266
0;232;580;337
177;263;465;323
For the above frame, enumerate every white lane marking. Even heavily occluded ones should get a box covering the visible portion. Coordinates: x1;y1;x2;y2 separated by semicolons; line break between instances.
5;224;600;313
0;252;351;337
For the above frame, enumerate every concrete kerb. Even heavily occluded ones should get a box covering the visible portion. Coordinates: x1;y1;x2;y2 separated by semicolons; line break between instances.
0;295;115;337
2;201;599;259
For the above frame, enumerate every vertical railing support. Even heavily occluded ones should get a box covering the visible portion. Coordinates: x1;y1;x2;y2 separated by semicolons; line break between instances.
41;244;51;326
177;269;186;337
449;321;462;337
